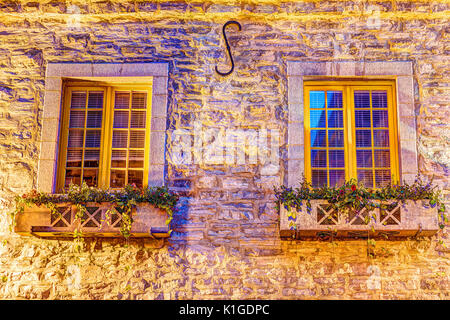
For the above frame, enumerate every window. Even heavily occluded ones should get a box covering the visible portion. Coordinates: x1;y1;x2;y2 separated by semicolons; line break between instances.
38;63;168;194
56;83;152;190
304;81;399;188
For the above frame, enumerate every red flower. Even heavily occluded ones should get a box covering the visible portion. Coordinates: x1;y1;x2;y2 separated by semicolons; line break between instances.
351;184;357;192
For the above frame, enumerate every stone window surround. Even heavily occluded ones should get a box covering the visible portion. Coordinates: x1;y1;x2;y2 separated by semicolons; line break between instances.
286;60;417;187
38;62;169;193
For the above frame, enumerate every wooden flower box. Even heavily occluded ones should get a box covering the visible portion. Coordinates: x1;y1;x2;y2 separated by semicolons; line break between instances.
14;202;170;238
280;200;439;239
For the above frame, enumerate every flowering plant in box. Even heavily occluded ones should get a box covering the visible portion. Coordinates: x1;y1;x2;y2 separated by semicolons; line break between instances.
11;181;179;240
275;176;447;229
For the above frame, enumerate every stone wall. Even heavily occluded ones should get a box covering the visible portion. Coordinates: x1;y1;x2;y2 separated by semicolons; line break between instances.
0;0;449;299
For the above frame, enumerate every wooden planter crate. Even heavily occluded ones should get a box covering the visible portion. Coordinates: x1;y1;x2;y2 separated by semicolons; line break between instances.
14;202;170;238
280;200;439;239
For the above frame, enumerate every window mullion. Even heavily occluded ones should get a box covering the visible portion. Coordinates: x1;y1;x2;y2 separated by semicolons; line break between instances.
369;90;376;188
345;86;356;182
126;90;132;185
56;86;72;192
143;87;152;187
304;87;311;184
325;90;329;186
387;85;399;185
99;87;112;189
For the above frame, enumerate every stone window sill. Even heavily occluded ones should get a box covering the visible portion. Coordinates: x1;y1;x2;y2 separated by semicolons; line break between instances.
280;200;439;239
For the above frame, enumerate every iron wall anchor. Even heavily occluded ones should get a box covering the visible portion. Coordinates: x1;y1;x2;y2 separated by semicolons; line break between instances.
215;20;242;76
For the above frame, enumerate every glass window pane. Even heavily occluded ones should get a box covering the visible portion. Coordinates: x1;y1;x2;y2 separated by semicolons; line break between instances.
68;130;84;148
358;170;374;188
71;91;86;108
329;150;345;168
310;110;326;128
66;150;82;168
327;91;342;108
85;130;101;148
84;150;100;168
110;170;126;188
373;130;389;147
375;169;391;187
356;150;373;168
328;130;344;147
327;110;343;128
130;111;146;128
312;170;327;187
354;91;370;108
88;91;104;108
310;91;325;109
69;110;85;128
86;111;103;128
112;131;128;148
311;130;326;147
113;111;129;128
115;92;130;109
83;169;98;187
128;170;143;188
372;91;387;108
65;89;150;190
311;150;327;168
329;170;345;187
372;110;389;127
129;150;144;168
111;150;127;168
65;169;81;187
355;130;372;147
355;110;371;128
374;149;390;168
132;92;147;109
130;131;145;148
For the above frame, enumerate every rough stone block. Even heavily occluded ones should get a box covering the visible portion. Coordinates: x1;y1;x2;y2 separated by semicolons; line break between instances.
147;164;165;187
152;76;169;95
39;141;57;161
399;139;418;174
40;118;59;143
42;91;62;119
44;77;62;91
397;76;414;105
36;159;57;193
222;177;250;189
150;116;167;132
150;131;166;165
151;94;168;117
288;121;303;146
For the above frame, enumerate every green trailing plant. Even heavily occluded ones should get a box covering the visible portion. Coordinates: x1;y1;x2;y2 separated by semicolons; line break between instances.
275;176;447;231
10;181;179;243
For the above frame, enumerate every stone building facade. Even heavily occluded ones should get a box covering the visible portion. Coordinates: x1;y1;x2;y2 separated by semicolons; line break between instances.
0;0;449;299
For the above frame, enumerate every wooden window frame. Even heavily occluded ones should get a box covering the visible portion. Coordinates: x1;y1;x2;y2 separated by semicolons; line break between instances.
56;82;153;191
303;80;399;187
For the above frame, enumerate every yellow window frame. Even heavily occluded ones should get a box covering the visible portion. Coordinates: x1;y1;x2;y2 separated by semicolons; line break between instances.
304;80;399;187
56;82;153;191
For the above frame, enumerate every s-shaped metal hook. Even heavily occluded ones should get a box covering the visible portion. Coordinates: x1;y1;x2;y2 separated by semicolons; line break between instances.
215;20;242;76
